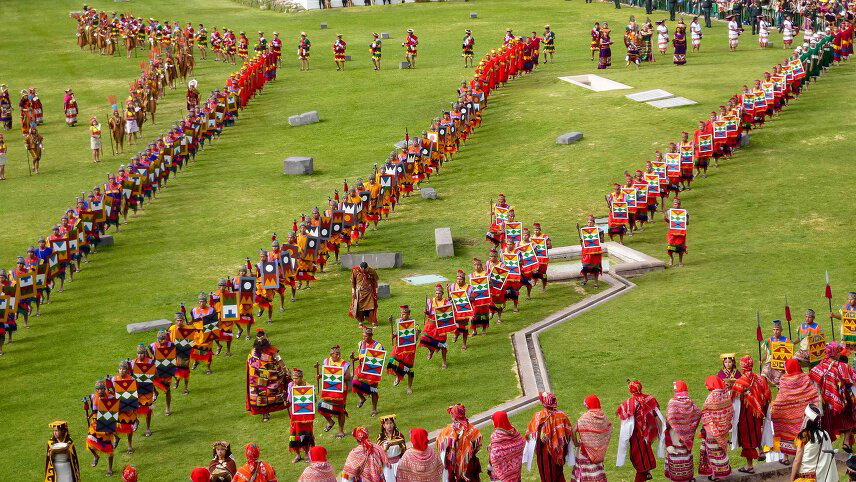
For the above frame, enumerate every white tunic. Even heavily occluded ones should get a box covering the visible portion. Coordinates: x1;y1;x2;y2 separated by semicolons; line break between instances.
759;20;770;40
657;25;669;47
783;20;794;41
691;22;702;41
728;21;740;40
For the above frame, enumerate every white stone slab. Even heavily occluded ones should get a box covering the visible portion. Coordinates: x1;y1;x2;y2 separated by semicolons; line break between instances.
434;228;453;257
626;89;674;102
647;97;697;108
401;274;448;286
127;319;172;334
559;74;632;92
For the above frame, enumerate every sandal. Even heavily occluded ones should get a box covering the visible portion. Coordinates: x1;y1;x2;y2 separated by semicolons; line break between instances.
324;422;335;432
737;467;754;474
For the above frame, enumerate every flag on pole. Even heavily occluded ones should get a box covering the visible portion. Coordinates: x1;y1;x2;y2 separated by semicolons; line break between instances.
825;271;833;299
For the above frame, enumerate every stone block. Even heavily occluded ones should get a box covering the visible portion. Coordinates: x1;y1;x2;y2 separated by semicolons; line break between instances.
381;32;390;39
340;252;403;269
283;156;314;175
420;187;437;199
646;97;697;108
288;111;320;127
344;55;352;61
556;132;583;145
470;12;478;18
394;140;408;149
127;319;172;334
625;89;673;102
97;235;115;247
740;132;750;147
300;111;320;124
320;22;328;29
399;61;411;69
378;283;391;299
435;227;454;257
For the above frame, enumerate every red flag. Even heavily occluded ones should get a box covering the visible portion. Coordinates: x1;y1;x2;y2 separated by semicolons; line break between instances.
180;303;187;318
756;315;763;342
825;271;833;299
343;179;348;193
784;303;792;322
405;128;410;145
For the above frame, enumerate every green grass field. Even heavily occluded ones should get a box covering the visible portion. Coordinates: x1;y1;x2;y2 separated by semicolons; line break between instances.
1;0;854;480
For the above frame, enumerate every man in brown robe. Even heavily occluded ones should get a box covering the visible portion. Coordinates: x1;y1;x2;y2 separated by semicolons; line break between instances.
349;261;378;327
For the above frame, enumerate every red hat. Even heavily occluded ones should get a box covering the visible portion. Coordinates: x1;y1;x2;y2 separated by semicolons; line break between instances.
705;375;725;391
245;443;260;463
673;380;688;394
785;358;802;375
584;395;601;410
491;411;514;431
435;283;443;289
457;269;465;275
538;391;557;410
309;446;328;463
410;428;429;451
190;467;210;482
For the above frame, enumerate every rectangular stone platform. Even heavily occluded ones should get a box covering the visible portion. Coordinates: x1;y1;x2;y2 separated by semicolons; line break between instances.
340;252;402;269
559;74;632;92
401;274;448;286
647;97;697;108
626;89;673;102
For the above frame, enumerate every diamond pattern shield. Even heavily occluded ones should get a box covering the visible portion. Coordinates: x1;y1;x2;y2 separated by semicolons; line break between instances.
468;275;490;306
290;385;316;422
360;348;387;383
449;289;473;318
397;319;417;347
434;303;456;334
489;265;510;296
321;365;345;396
669;208;688;231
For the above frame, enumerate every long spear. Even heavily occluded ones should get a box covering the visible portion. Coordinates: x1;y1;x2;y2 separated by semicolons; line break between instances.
784;295;793;341
825;271;835;340
756;311;763;374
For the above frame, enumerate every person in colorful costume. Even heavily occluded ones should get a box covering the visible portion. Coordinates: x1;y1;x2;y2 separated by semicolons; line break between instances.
245;329;287;422
333;34;346;71
340;426;388;481
297;446;336;482
664;197;688;266
208;440;237;481
437;404;482;481
287;368;315;462
795;309;823;365
830;291;856;347
387;304;418;393
85;379;117;476
190;292;217;374
543;25;556;63
489;410;525;481
790;404;837;482
370;33;382;71
523;392;573;481
699;375;733;480
377;415;407;480
45;420;81;482
462;29;475;68
616;379;666;482
571;395;613;482
169;311;194;394
420;283;450;368
809;341;855;444
396;428;444;481
403;29;419;68
350;261;378;328
351;326;384;417
771;358;821;465
316;344;350;440
731;355;772;474
111;360;139;454
130;342;156;437
233;443;277;482
298;32;311;71
664;380;700;482
761;319;789;386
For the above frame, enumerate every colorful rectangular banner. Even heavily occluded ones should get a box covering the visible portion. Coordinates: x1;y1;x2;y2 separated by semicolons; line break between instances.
769;341;794;371
468;275;490;306
668;209;688;232
321;365;345;397
290;385;316;421
397;319;417;347
359;348;387;383
434;303;456;334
